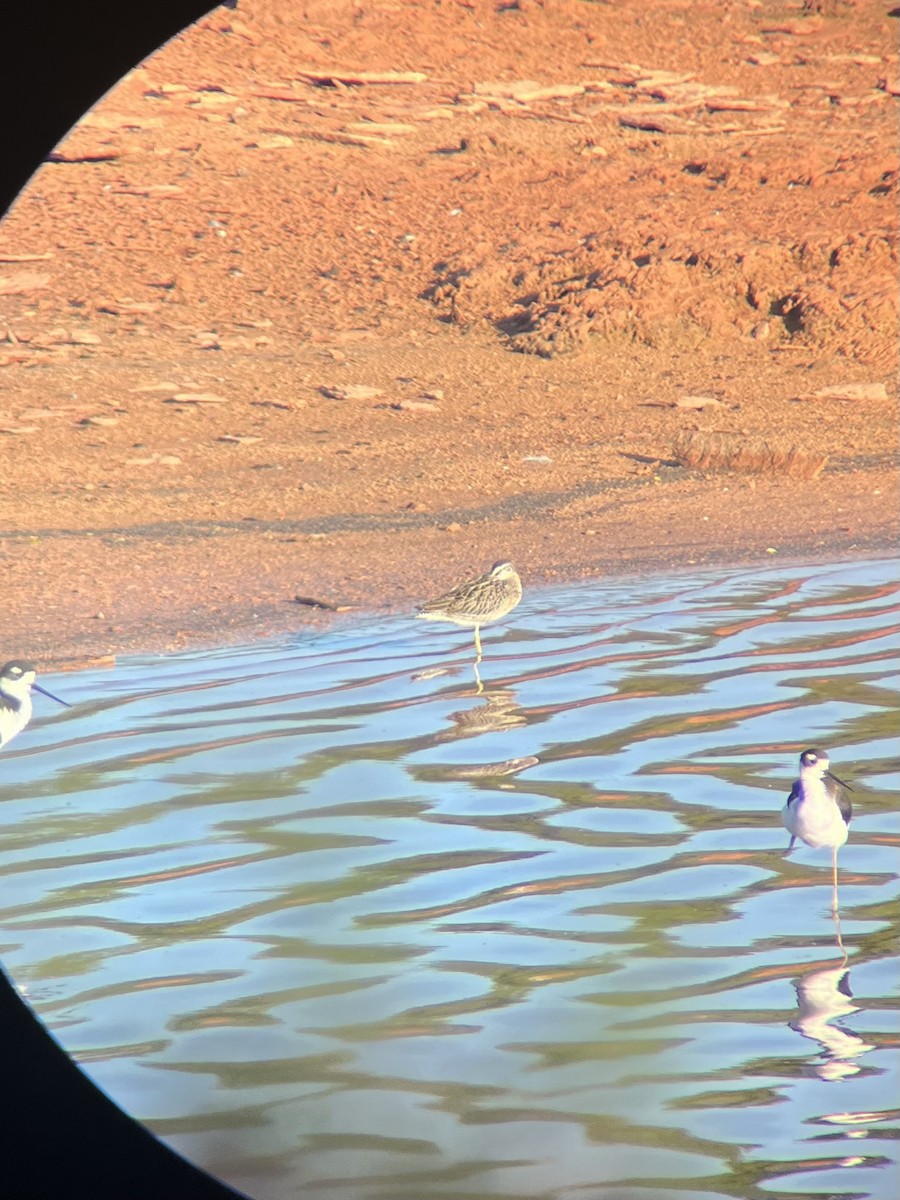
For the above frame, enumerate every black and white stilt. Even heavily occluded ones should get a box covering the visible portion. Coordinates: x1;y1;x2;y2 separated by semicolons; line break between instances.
783;747;853;913
0;661;69;749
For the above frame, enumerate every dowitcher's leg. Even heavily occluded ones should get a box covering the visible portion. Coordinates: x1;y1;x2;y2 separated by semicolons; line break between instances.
473;657;484;695
473;625;483;662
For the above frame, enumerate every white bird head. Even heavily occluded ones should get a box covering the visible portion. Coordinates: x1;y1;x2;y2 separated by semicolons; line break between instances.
0;660;69;709
799;747;829;778
798;746;852;791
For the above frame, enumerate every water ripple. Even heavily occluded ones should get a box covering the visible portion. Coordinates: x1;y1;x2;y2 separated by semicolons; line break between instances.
1;557;898;1200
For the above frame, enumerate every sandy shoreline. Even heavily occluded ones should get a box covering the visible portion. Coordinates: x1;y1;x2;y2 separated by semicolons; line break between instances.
16;465;895;671
1;0;896;671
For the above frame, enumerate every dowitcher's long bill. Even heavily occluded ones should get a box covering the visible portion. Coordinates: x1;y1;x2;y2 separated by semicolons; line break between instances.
415;560;522;661
782;747;853;913
0;660;70;749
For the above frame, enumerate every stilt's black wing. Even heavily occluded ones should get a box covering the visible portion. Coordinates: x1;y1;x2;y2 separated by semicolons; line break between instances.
785;780;800;809
823;773;853;826
837;788;852;826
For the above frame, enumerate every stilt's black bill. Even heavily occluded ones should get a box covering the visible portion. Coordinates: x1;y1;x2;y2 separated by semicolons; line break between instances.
33;684;70;708
826;769;853;791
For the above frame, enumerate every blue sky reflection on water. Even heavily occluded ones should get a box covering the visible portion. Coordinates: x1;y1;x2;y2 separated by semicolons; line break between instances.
1;556;898;1200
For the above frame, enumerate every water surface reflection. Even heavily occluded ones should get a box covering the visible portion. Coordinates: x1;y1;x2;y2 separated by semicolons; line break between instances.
1;558;897;1199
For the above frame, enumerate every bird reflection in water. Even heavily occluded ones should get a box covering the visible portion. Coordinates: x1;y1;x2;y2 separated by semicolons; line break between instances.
410;688;538;784
789;916;874;1082
436;687;528;743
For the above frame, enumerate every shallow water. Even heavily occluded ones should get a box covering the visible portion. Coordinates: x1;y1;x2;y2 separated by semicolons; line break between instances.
1;557;898;1200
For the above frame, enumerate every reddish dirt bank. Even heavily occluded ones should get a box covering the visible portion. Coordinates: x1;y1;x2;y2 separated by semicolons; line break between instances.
0;0;896;667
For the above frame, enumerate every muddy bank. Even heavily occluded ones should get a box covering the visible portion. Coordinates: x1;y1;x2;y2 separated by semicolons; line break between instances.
0;0;896;668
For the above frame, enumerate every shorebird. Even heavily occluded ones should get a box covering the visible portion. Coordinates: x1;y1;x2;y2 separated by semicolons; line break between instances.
0;660;70;748
783;747;853;912
416;560;522;662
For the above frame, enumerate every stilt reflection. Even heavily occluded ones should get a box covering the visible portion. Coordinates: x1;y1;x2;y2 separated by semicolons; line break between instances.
789;916;874;1082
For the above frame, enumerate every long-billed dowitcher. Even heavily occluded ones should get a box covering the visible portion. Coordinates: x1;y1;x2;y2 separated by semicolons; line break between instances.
0;660;70;748
415;560;522;661
783;748;853;913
